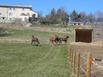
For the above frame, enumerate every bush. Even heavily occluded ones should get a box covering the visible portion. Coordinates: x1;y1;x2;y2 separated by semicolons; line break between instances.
0;28;9;36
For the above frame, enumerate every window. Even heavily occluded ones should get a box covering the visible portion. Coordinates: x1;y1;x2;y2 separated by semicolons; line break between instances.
9;12;12;16
9;8;15;10
9;8;12;10
22;8;25;10
2;17;5;19
21;13;30;16
21;13;26;16
27;13;30;16
9;18;12;20
13;8;15;10
0;13;2;15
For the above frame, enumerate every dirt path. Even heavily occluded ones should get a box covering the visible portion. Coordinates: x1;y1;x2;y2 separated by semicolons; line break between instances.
0;38;30;43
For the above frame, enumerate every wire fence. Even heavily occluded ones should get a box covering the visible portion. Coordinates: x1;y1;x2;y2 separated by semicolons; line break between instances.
68;46;103;77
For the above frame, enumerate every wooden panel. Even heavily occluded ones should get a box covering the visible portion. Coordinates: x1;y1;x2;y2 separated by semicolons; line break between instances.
75;29;93;43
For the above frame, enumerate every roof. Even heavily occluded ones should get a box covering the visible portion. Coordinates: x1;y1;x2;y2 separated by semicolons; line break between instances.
0;4;32;9
70;22;84;24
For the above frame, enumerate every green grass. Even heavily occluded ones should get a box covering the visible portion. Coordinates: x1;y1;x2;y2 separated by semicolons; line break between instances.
0;26;73;77
1;28;73;44
6;29;60;44
7;28;70;37
0;43;72;77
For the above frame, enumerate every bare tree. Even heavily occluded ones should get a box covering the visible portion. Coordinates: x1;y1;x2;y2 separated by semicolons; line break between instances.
70;10;78;22
87;13;95;24
95;11;103;22
78;12;87;22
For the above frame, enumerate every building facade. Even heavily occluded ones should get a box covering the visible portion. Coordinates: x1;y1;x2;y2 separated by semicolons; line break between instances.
0;4;38;23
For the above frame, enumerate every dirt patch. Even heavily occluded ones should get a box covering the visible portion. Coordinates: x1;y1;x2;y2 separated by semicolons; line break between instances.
0;38;30;43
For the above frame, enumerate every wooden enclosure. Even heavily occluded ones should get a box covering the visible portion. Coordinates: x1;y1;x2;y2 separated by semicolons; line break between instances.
75;29;93;43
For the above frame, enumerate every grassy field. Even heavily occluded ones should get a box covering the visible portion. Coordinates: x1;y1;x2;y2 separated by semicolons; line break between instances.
0;43;72;77
0;26;73;77
0;26;74;44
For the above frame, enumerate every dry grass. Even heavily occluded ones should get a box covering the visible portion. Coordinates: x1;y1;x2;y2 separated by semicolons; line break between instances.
70;41;103;77
70;41;103;59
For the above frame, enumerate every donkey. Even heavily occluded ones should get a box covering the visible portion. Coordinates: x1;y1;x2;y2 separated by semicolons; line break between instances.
31;35;40;46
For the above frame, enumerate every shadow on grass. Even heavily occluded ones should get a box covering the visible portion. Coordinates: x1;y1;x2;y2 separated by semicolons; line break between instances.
0;33;11;37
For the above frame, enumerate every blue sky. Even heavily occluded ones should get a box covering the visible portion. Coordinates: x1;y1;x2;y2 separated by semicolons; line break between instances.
0;0;103;15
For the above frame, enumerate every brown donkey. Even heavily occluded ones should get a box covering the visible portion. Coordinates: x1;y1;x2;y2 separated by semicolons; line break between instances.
31;35;40;46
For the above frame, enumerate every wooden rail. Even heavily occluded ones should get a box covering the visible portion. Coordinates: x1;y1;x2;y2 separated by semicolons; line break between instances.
68;47;92;77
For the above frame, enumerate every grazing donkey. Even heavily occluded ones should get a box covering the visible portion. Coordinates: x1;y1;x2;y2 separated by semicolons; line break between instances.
49;35;59;45
59;35;69;44
31;35;40;46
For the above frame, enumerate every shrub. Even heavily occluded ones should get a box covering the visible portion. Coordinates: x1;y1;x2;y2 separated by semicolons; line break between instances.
0;28;9;36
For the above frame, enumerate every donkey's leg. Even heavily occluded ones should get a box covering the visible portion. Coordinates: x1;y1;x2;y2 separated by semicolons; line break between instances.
64;40;67;44
31;40;33;45
37;40;40;46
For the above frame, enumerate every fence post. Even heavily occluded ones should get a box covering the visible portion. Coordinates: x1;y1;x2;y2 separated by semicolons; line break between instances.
73;51;76;74
77;53;80;77
71;50;73;67
69;47;71;63
86;53;92;77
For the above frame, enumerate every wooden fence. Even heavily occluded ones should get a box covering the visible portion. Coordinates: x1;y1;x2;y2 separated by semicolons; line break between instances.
68;47;93;77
